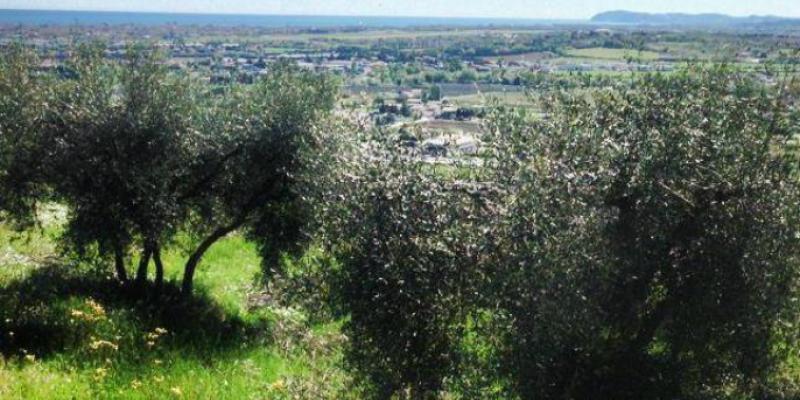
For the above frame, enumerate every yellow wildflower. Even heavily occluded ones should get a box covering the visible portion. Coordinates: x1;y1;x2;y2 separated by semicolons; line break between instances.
86;299;106;318
89;340;119;351
94;367;108;381
269;379;286;391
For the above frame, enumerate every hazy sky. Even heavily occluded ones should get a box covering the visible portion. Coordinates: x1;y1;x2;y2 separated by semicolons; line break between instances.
3;0;799;19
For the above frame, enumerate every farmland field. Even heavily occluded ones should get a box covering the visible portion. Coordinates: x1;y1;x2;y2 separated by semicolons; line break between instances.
564;47;662;61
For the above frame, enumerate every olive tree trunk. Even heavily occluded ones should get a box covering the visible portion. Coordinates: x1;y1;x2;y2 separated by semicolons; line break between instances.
113;245;128;283
134;245;153;286
153;243;165;290
181;221;243;294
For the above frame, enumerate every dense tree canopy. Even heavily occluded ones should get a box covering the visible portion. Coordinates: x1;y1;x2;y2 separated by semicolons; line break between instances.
183;60;336;292
486;65;800;399
319;134;498;397
37;45;197;284
0;46;50;228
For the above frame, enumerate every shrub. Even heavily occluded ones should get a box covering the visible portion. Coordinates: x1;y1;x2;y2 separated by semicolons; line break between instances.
320;133;497;398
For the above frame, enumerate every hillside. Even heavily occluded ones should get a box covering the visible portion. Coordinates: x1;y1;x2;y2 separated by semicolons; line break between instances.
591;10;795;26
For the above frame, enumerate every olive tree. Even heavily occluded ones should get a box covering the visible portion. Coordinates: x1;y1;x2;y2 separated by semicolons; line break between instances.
180;61;337;293
0;45;50;227
487;65;800;399
21;45;334;294
40;45;196;286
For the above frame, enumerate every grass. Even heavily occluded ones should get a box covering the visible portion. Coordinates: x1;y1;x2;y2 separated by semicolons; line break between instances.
0;217;350;399
646;41;716;60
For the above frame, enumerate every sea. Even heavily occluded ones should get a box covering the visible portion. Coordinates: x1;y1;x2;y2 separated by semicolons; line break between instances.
0;9;580;28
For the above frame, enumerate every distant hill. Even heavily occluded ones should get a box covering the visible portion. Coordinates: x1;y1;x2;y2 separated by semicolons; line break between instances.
591;10;796;26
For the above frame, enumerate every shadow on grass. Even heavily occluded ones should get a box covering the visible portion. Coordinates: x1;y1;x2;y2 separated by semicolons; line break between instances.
0;261;271;361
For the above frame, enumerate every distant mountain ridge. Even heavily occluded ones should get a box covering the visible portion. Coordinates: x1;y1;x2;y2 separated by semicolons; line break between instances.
591;10;797;26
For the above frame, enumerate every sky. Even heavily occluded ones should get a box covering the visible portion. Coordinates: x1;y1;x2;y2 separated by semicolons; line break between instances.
2;0;799;20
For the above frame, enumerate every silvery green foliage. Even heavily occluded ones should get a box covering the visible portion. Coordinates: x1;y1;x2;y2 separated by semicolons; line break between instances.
487;65;800;399
1;44;336;292
0;46;50;228
319;124;501;398
323;65;800;400
40;45;196;264
188;60;336;292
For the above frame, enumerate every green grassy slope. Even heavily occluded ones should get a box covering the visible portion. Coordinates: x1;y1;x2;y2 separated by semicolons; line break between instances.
0;219;349;399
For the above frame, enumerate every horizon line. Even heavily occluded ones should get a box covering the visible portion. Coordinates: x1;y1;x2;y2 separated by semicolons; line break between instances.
0;7;588;22
0;8;795;24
